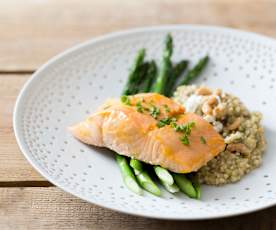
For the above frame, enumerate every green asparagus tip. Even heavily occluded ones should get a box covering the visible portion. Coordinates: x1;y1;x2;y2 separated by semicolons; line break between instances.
152;33;174;94
154;166;174;185
116;155;143;195
190;174;201;199
122;48;146;96
178;55;209;86
124;176;143;195
133;168;161;197
161;181;180;194
172;173;198;199
143;181;161;196
164;34;173;58
130;159;143;171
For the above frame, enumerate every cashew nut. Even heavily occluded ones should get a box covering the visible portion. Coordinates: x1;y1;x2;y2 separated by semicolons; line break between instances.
227;143;250;155
207;96;218;106
227;118;241;131
214;88;222;96
213;104;226;119
202;102;213;115
196;86;212;96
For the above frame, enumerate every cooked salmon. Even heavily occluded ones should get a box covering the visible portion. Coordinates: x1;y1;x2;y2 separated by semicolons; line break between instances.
69;93;225;173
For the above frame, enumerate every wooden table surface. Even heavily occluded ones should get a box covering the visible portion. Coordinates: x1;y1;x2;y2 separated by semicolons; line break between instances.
1;0;276;229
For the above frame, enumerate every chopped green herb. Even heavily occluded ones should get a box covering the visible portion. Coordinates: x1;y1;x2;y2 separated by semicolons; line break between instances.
136;101;144;113
157;117;178;128
200;136;206;144
171;117;177;123
171;121;195;134
157;117;171;128
170;121;177;129
163;104;170;113
171;121;195;146
183;122;195;135
150;106;160;119
120;95;131;105
180;134;190;145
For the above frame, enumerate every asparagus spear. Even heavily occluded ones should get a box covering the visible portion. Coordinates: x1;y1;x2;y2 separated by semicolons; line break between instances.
189;174;201;199
136;62;149;84
116;155;142;195
160;181;180;193
119;49;161;196
166;60;189;96
118;35;202;198
178;56;209;86
172;173;198;199
130;158;143;171
173;60;189;79
130;159;161;196
147;35;184;194
116;50;149;195
152;34;173;94
153;166;174;186
165;56;207;197
122;49;146;95
138;61;157;93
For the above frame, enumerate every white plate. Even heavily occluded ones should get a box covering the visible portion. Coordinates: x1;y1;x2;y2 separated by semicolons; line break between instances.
14;25;276;220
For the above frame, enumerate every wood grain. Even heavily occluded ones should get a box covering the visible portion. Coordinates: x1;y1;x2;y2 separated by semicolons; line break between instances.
1;1;276;228
0;187;276;230
1;0;276;71
0;75;45;182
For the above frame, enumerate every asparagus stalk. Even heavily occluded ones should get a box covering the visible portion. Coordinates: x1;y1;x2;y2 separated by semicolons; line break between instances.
119;49;161;197
137;62;150;83
189;174;201;199
138;61;157;93
152;34;173;94
130;159;161;196
116;50;149;195
116;155;142;195
172;173;198;199
122;49;146;95
160;181;180;193
118;35;202;198
166;60;189;96
148;35;183;193
178;56;209;86
130;159;143;171
153;166;174;186
173;60;189;78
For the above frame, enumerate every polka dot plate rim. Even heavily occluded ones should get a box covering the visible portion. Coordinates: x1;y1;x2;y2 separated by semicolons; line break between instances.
13;25;276;220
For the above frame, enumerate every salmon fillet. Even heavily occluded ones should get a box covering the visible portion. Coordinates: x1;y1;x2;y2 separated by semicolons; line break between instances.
69;93;225;173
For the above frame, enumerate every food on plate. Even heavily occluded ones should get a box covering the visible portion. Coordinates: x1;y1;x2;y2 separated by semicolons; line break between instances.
70;93;225;173
69;34;266;199
174;85;266;185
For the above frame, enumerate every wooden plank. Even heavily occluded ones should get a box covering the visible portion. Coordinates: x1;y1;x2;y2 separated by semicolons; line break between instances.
1;0;276;71
0;74;45;182
0;187;275;230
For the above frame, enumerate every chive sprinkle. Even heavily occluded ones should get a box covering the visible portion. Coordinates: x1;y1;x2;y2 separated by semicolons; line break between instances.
171;121;195;146
180;134;190;145
120;95;131;105
157;117;177;128
157;117;171;128
200;136;206;144
136;101;144;113
171;121;195;134
149;105;160;119
163;104;170;113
